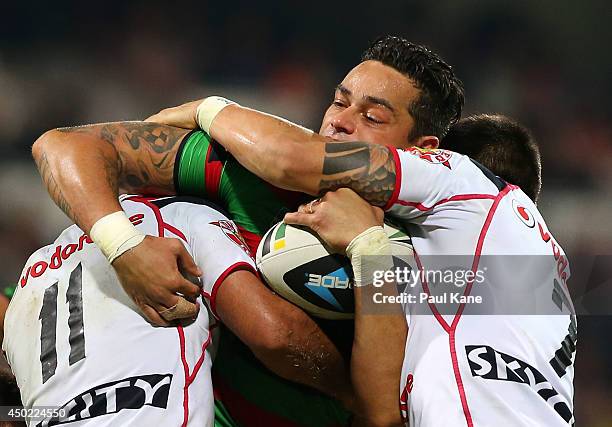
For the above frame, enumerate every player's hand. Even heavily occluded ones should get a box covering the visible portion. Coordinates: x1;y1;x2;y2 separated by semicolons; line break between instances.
284;188;384;253
145;100;202;129
112;236;203;326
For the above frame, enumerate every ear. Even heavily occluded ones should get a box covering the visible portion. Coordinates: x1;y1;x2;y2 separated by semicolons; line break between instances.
413;135;439;149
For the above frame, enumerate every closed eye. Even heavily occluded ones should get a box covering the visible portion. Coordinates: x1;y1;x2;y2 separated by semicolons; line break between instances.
365;114;383;124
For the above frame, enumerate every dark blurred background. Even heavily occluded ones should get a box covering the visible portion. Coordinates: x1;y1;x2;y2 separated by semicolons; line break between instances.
0;0;610;424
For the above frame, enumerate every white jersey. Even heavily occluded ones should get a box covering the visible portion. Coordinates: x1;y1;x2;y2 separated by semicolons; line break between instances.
3;195;255;427
384;148;576;427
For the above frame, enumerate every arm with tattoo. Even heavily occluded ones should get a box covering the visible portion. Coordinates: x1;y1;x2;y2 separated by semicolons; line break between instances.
32;122;202;326
32;121;356;398
207;104;397;206
318;142;396;207
32;122;187;232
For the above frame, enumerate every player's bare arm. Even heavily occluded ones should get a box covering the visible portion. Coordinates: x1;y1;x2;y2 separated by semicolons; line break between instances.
152;99;397;206
285;189;406;426
32;122;184;230
32;123;202;326
211;104;397;206
216;269;354;409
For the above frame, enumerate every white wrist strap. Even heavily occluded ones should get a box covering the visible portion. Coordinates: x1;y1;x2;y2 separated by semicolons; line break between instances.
346;226;393;287
89;211;146;264
196;96;236;133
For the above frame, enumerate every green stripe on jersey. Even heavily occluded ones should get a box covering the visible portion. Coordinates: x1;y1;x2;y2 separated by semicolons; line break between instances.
176;131;213;195
177;130;292;235
214;399;241;427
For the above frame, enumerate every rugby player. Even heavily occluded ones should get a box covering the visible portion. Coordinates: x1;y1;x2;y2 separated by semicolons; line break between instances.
3;195;352;426
33;36;465;426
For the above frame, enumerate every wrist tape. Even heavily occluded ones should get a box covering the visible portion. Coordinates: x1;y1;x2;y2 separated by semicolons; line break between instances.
346;226;393;287
195;96;236;133
89;211;146;264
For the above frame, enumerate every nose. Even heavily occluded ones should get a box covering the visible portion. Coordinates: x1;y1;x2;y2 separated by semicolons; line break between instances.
331;107;357;135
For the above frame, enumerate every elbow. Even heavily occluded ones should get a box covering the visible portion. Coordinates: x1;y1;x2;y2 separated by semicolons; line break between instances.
248;308;316;382
32;128;62;163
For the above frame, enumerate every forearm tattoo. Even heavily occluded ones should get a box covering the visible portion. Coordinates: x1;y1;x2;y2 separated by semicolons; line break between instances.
318;142;396;206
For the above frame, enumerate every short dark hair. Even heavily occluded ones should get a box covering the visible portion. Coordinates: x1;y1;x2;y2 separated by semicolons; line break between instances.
361;35;465;140
442;114;542;202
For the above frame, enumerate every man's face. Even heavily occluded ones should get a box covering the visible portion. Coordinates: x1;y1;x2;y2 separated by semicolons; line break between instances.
319;60;422;149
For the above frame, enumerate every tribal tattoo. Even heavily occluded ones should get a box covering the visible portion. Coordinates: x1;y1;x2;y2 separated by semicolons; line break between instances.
59;122;187;194
318;142;396;207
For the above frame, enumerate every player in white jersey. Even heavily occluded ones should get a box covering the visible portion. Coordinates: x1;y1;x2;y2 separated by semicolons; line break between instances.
384;148;575;426
3;195;350;426
4;195;247;426
281;150;575;425
30;37;465;426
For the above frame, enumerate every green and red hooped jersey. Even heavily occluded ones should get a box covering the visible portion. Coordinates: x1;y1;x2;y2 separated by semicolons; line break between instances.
175;130;352;427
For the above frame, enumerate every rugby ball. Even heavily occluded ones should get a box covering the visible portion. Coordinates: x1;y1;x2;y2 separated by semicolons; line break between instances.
256;221;414;319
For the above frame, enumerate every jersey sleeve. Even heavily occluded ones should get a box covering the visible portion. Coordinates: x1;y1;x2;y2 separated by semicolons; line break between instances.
175;130;229;201
385;147;502;218
186;213;257;318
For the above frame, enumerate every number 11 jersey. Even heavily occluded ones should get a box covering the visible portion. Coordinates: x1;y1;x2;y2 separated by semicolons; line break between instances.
3;195;255;426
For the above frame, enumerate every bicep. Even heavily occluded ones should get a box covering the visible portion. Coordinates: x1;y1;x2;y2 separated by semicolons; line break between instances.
57;122;189;194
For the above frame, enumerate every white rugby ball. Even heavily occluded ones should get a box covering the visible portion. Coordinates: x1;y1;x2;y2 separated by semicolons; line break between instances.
256;221;414;319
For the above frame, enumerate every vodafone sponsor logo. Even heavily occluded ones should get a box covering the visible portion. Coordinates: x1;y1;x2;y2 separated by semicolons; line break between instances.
511;197;570;295
20;214;145;288
538;221;570;288
512;199;535;228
